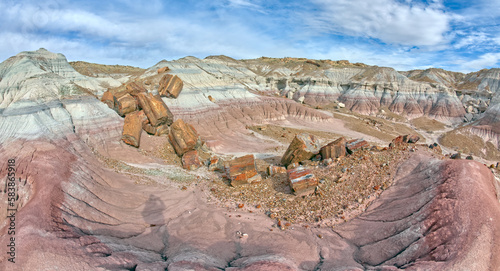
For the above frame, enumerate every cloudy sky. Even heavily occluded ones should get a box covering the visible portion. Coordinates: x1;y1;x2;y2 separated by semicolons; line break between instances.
1;0;499;72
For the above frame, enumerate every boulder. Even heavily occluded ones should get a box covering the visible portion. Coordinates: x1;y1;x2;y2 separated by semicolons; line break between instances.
450;153;461;160
320;137;346;160
404;134;420;144
113;91;138;116
228;154;262;186
281;133;320;167
429;143;442;154
136;92;174;127
268;165;287;176
125;82;147;97
182;150;202;170
101;90;115;109
122;110;147;147
346;138;369;154
169;119;200;156
159;74;183;98
287;166;318;196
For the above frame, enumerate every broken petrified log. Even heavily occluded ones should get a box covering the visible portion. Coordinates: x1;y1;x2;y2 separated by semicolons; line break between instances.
346;139;369;154
122;110;147;147
136;92;173;127
390;134;420;147
287;166;318;196
182;150;203;170
125;82;147;97
228;154;262;186
101;90;115;109
169;119;200;156
320;137;347;160
159;74;183;98
142;122;169;136
281;133;320;167
113;91;138;116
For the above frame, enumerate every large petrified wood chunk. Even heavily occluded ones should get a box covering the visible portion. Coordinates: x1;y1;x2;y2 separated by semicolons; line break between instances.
168;119;200;156
159;74;183;98
346;138;369;154
228;154;262;186
136;92;173;127
101;90;115;109
125;82;147;97
281;133;320;167
122;110;147;147
320;137;347;160
287;166;318;196
113;91;137;116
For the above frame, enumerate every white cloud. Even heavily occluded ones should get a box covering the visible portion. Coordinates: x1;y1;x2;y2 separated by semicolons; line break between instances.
309;0;451;46
459;53;500;71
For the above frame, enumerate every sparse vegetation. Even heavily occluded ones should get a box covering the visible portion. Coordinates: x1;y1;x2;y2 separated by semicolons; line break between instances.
439;128;500;160
70;61;144;77
411;117;446;132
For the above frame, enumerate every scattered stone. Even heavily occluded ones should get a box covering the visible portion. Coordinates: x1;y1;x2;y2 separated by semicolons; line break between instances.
337;102;345;108
208;156;224;172
208;95;215;102
122;110;147;147
429;143;442;154
159;74;183;98
466;155;474;160
346;139;369;154
450;153;461;160
286;162;300;170
238;203;244;208
281;133;320;167
169;119;200;156
268;165;287;176
228;154;262;186
320;137;346;160
101;90;114;109
287;166;318;196
157;66;169;74
405;134;420;144
113;92;138;116
125;82;147;97
390;134;420;147
136;92;174;127
182;150;202;170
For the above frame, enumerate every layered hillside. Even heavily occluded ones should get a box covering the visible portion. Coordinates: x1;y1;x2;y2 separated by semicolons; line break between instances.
0;49;499;270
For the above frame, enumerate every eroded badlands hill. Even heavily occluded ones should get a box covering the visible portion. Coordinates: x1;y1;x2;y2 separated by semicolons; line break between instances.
0;49;499;270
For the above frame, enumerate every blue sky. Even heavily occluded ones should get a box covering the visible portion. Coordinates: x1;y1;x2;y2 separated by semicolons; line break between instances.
0;0;499;72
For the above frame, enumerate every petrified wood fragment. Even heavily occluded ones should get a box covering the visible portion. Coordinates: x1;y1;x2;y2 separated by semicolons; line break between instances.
122;110;147;147
113;91;137;116
169;119;200;156
346;138;369;154
320;137;347;160
136;92;173;127
125;82;147;97
228;154;262;186
182;150;203;170
159;74;183;98
281;133;320;167
287;166;318;196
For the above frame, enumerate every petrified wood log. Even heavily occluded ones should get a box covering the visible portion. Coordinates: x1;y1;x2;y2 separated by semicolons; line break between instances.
136;92;173;127
228;154;262;186
169;119;200;156
122;110;147;147
113;91;137;117
281;133;320;167
159;74;183;98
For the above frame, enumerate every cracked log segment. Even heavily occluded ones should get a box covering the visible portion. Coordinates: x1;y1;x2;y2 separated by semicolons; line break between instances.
182;150;203;170
159;74;183;98
113;91;138;116
125;81;147;97
136;92;174;127
281;133;320;167
287;166;318;196
142;122;169;136
122;110;147;147
320;137;347;160
101;90;114;109
228;154;262;186
169;119;201;156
